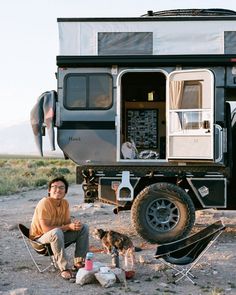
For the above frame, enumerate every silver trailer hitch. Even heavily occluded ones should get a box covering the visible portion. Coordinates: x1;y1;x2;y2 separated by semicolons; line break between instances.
116;171;134;201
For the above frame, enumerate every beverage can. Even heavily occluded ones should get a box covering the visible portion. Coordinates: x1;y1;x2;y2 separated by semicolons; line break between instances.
85;252;94;271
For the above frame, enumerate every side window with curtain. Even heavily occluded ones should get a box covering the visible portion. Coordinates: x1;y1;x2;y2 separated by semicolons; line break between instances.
64;73;113;110
169;80;204;132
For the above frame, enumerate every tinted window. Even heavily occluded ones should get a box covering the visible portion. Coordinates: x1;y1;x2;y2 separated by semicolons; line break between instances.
65;76;86;108
98;32;153;55
224;31;236;54
64;74;112;109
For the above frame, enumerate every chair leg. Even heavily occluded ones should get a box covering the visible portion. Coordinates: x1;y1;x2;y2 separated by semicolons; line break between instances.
46;245;57;270
21;235;55;273
160;259;196;284
173;267;195;278
174;271;196;285
169;265;196;285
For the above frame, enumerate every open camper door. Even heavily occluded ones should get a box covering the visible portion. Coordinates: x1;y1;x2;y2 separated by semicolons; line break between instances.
167;69;214;160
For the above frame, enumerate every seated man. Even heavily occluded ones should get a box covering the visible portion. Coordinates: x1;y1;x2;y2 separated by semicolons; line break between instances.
30;176;89;280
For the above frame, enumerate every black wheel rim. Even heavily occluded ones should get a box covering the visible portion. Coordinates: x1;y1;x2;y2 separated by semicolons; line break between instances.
146;198;180;232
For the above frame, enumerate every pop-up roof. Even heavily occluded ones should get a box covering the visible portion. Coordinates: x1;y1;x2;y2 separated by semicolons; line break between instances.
58;9;236;56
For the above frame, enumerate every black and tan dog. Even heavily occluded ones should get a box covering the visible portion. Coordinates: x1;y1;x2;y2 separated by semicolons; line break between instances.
93;228;135;268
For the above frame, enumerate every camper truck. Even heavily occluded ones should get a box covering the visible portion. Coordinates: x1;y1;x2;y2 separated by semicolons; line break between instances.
31;8;236;243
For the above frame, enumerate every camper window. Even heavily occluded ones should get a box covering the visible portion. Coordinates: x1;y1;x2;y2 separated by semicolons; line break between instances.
170;81;202;110
169;79;211;133
64;73;113;110
98;32;153;55
65;75;86;108
181;81;202;109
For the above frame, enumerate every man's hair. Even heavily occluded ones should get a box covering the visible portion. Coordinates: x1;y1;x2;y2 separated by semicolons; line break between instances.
48;176;69;193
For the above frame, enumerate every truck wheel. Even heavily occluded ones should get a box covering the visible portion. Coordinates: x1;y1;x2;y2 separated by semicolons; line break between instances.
131;182;195;243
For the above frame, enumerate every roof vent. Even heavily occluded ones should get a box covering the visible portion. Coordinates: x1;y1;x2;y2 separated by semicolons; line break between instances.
147;10;154;16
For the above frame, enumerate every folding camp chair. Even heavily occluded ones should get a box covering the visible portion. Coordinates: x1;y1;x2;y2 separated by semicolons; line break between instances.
18;224;57;273
154;220;225;285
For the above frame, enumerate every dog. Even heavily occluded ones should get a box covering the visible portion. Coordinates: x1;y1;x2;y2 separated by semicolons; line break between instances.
93;228;135;268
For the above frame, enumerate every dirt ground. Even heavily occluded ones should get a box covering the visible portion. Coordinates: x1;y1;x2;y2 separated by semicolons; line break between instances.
0;184;236;295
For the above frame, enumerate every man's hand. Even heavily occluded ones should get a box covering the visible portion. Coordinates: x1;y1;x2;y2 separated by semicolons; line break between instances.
69;220;82;231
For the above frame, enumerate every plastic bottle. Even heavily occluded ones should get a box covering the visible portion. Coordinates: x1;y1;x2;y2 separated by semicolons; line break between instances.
85;252;94;271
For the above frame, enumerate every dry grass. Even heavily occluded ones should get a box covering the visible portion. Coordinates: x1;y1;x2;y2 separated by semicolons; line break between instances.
0;156;76;195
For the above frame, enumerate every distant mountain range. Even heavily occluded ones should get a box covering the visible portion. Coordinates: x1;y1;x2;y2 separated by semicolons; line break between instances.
0;121;63;157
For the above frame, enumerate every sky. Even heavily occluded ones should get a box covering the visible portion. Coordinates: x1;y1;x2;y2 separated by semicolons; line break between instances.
0;0;236;128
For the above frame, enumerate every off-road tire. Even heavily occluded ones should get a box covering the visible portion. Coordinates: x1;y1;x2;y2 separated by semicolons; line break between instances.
131;182;195;243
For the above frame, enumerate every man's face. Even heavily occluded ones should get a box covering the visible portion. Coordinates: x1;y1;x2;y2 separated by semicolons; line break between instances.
49;181;66;200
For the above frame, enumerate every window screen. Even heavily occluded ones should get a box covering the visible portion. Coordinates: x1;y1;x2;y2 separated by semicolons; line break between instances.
98;32;153;55
64;74;112;109
181;82;202;109
224;31;236;54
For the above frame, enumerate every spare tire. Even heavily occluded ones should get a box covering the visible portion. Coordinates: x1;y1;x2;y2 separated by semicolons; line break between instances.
131;182;195;243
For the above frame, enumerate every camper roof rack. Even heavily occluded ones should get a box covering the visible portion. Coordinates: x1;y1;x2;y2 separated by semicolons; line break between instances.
143;8;236;17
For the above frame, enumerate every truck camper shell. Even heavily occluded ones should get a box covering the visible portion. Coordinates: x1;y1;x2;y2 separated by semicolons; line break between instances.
56;9;236;165
32;8;236;243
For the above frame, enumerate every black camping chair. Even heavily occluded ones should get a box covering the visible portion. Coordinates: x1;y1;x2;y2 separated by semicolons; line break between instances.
18;224;57;273
154;220;226;285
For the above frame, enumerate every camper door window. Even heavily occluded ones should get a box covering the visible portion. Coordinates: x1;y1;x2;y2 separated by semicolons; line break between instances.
64;73;113;110
169;80;210;132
